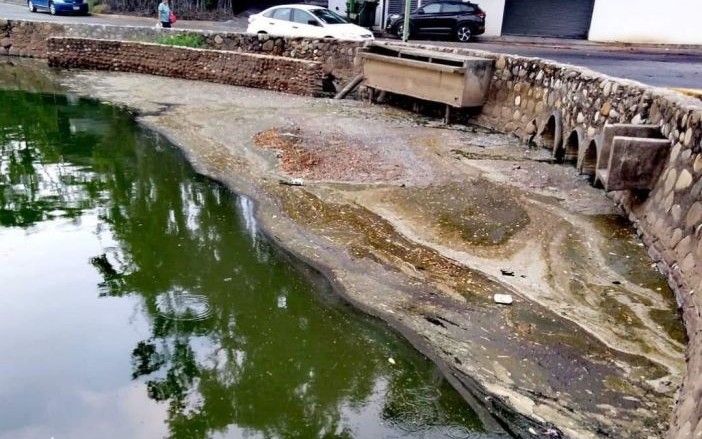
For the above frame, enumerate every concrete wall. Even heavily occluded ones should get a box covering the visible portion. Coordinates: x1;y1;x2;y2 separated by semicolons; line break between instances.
475;0;505;37
0;19;363;82
46;37;326;96
589;0;702;45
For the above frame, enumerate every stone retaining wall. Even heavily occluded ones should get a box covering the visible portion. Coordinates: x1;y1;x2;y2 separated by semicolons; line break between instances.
47;37;325;96
376;41;702;439
0;18;364;82
480;51;702;439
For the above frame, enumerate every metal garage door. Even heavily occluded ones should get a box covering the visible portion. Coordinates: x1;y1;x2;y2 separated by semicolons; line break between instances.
387;0;419;17
502;0;595;39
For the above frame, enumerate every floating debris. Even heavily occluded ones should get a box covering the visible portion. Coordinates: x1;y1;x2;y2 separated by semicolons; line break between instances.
279;178;304;186
493;294;514;305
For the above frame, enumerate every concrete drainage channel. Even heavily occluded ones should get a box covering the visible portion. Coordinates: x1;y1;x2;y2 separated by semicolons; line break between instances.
3;18;702;439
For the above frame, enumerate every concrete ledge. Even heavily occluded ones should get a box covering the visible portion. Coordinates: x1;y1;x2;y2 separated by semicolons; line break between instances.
601;137;671;191
47;36;326;96
595;124;664;186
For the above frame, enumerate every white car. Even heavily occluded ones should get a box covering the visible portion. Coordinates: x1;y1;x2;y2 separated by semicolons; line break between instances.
247;5;374;42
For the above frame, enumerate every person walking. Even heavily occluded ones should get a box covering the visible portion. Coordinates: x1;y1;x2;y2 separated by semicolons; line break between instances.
158;0;172;28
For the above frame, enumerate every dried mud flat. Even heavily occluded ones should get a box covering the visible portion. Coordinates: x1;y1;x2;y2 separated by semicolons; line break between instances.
36;65;687;439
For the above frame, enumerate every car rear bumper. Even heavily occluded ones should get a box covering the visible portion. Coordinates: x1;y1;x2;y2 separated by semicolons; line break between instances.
54;3;88;13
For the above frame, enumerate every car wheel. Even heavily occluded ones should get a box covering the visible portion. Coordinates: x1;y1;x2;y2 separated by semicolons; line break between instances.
49;2;57;14
28;0;36;12
396;23;409;39
455;25;471;42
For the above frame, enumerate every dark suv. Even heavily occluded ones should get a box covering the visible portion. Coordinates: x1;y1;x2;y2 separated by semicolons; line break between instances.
386;1;485;42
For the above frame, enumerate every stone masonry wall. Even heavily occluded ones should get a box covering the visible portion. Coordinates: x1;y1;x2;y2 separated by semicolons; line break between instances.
0;19;364;82
376;41;702;439
47;37;325;96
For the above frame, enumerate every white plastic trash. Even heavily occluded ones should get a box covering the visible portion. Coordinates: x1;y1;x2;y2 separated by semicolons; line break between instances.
493;294;513;305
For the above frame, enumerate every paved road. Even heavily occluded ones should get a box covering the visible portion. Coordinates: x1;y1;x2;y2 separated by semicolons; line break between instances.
2;1;701;89
406;39;702;89
0;1;243;31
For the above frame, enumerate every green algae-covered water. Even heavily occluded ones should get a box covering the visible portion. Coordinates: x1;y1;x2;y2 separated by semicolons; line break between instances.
0;89;496;439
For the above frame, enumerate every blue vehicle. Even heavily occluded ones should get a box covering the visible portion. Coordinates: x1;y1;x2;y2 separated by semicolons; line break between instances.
28;0;89;15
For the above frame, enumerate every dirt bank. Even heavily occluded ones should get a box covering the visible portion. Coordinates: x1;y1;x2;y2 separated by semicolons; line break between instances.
22;61;684;439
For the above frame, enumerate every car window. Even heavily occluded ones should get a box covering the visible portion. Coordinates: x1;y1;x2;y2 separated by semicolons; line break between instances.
441;3;461;13
312;8;348;24
271;8;291;21
420;3;441;14
292;9;316;24
263;9;275;18
460;3;475;12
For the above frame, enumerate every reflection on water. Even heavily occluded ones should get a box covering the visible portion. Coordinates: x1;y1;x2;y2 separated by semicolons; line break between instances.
0;89;497;439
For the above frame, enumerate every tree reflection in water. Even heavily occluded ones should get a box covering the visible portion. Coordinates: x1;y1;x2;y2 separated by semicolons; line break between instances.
0;89;488;439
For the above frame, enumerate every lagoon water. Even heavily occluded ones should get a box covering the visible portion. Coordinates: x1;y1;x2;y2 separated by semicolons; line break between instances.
0;89;496;439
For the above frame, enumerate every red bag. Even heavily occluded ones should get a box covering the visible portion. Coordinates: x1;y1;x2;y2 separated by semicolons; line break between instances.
169;11;177;23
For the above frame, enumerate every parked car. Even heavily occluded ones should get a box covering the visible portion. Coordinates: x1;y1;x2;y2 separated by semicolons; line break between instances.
247;5;374;42
27;0;89;15
386;1;485;42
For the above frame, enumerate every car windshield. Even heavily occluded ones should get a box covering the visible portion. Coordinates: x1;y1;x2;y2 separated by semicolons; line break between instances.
311;8;348;24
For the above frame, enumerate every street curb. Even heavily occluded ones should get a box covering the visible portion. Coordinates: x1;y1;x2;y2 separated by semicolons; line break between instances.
472;36;702;57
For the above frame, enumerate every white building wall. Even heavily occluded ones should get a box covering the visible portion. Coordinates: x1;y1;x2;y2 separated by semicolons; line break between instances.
475;0;505;37
589;0;702;45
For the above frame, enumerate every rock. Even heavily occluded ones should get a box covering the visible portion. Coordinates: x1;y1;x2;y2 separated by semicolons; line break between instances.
262;39;274;51
526;121;537;134
669;142;682;164
684;128;693;147
676;169;693;191
601;101;611;116
214;35;223;45
664;170;678;194
686;202;702;229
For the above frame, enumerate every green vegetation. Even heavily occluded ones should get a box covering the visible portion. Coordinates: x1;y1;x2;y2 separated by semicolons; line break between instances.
155;34;205;48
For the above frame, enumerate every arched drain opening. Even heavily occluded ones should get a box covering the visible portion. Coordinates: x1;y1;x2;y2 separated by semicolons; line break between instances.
563;130;579;164
581;138;598;179
539;115;556;150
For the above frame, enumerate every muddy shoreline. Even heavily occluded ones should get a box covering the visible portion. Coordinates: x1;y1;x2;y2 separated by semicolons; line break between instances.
2;58;685;439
